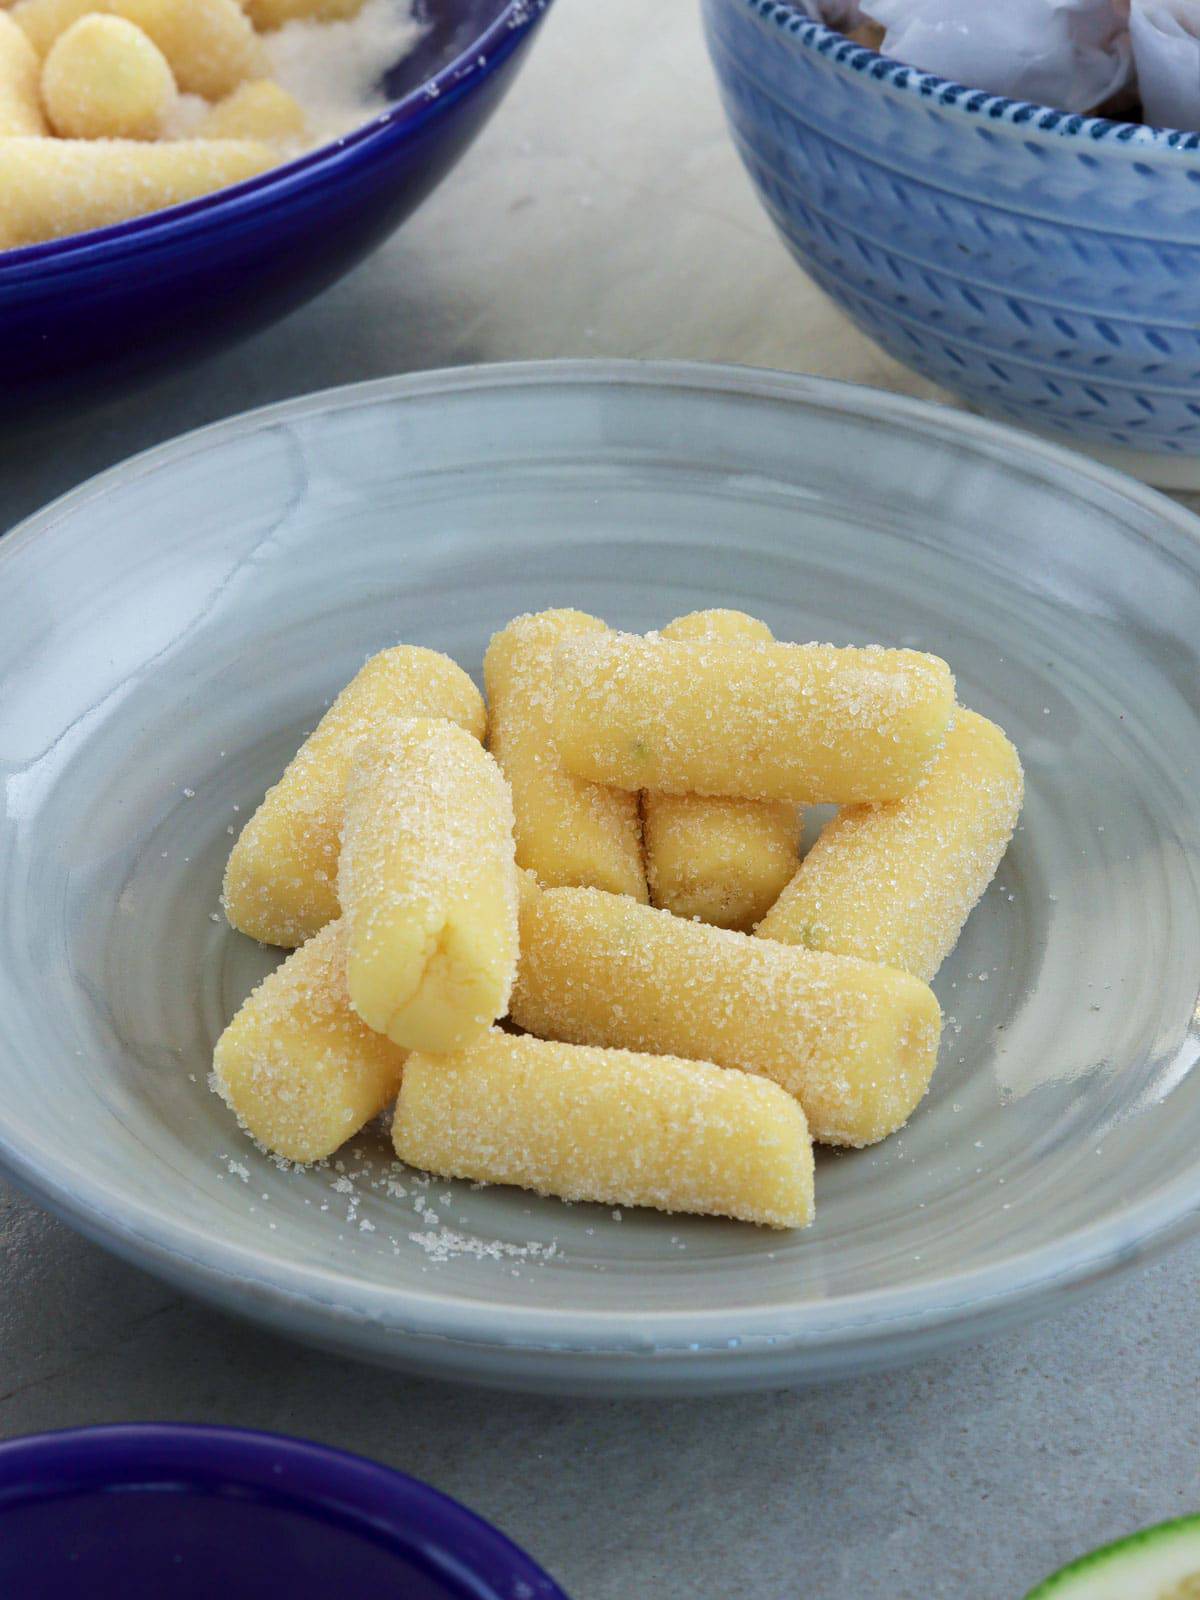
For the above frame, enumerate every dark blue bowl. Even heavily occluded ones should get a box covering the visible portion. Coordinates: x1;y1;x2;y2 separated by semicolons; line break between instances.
1;0;551;412
0;1424;570;1599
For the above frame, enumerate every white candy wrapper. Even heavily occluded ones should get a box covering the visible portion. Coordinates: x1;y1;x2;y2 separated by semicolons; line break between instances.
800;1;868;25
1130;0;1200;128
861;0;1133;111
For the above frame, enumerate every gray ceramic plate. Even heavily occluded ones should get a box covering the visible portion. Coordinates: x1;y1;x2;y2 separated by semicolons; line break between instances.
2;361;1199;1396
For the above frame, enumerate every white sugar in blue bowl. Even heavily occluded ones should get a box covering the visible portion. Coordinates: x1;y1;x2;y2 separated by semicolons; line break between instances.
703;0;1200;466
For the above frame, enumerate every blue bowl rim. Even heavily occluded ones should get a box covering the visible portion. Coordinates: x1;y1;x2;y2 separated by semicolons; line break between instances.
729;0;1200;154
0;1422;570;1598
0;357;1198;1376
0;0;552;280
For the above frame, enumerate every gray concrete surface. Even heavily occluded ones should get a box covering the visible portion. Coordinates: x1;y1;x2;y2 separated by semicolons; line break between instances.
2;3;1197;1596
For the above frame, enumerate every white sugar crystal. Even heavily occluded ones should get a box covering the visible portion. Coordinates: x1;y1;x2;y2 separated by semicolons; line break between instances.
264;0;427;147
408;1228;562;1265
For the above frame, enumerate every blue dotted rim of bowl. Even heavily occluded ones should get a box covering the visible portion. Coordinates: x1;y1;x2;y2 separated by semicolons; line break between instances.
0;1423;571;1598
741;0;1200;153
0;0;552;279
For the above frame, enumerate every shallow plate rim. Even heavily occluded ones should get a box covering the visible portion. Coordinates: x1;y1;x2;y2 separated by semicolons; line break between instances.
2;357;1198;1366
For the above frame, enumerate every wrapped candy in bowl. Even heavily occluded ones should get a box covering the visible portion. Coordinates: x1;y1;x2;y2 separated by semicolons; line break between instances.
702;0;1200;476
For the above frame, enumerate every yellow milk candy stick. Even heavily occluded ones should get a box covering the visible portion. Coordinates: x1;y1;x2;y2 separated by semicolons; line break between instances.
114;0;265;97
213;920;405;1163
393;1031;815;1229
244;0;365;27
199;80;306;147
10;0;89;53
339;719;519;1055
15;0;265;99
0;136;276;249
646;794;800;931
483;610;647;899
511;878;942;1147
42;15;175;141
643;610;799;930
223;647;484;948
13;0;101;55
551;632;956;804
0;12;46;134
757;708;1024;981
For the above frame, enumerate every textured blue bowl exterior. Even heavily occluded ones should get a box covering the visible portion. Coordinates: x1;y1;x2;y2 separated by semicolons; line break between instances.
703;0;1200;454
1;0;550;411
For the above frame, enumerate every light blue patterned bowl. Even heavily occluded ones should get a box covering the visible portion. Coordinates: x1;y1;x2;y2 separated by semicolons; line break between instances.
702;0;1200;459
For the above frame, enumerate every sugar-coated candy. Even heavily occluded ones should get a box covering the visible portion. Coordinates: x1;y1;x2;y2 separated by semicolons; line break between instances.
15;0;266;99
339;718;518;1054
13;0;105;55
657;608;777;645
550;632;955;805
199;79;306;145
0;135;275;248
0;11;46;135
757;708;1023;981
115;0;265;97
483;610;647;899
244;0;366;27
511;877;943;1147
213;920;405;1163
393;1030;815;1229
223;646;485;948
41;15;175;141
643;610;799;930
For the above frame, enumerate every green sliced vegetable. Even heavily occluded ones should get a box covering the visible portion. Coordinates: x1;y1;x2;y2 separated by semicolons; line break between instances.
1026;1515;1200;1599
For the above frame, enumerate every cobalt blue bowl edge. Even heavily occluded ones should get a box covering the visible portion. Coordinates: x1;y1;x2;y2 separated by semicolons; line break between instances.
0;1423;570;1600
